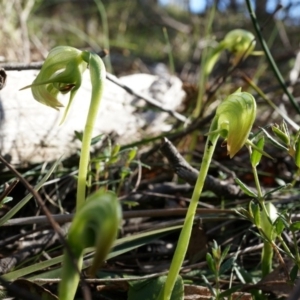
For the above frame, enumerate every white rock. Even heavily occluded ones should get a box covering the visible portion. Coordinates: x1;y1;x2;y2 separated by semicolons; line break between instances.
0;70;185;164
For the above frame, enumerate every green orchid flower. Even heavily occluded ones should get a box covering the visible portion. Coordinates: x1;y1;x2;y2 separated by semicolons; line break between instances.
21;46;88;122
209;88;256;158
222;29;256;65
159;88;258;300
205;29;261;77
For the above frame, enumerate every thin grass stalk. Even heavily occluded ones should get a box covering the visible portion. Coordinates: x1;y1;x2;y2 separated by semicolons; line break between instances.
245;0;300;114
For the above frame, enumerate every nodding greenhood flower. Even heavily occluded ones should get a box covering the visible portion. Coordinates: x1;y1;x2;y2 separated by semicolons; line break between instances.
222;29;256;65
21;46;88;121
210;88;256;158
205;29;260;77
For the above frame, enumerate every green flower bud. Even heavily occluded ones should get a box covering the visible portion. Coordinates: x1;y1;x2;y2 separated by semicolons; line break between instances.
222;29;256;65
205;29;257;77
213;88;256;158
21;46;88;120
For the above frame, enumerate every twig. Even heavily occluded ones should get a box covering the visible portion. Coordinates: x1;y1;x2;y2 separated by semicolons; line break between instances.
160;138;242;198
106;73;187;122
2;208;236;227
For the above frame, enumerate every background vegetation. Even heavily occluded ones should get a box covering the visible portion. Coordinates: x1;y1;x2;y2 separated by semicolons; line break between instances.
1;0;300;299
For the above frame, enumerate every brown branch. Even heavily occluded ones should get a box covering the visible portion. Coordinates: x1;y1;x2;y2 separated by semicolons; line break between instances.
160;137;242;198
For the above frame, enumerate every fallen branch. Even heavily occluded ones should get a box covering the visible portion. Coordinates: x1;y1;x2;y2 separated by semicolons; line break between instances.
160;137;242;198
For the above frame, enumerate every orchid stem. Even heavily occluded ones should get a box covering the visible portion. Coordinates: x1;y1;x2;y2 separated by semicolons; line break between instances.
76;52;106;211
158;121;220;300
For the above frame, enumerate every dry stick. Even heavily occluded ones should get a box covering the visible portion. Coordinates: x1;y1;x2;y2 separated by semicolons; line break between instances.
0;60;187;123
105;73;187;122
160;137;242;198
0;155;92;300
3;208;235;227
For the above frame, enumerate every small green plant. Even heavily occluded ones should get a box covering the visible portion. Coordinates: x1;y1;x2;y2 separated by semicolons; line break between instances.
158;88;258;300
58;190;121;300
22;46;122;300
235;123;300;279
204;241;232;299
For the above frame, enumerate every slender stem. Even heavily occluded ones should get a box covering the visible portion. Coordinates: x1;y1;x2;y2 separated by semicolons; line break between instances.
252;165;263;199
76;52;106;211
277;235;294;259
261;241;273;277
59;253;83;300
158;128;219;300
245;0;300;114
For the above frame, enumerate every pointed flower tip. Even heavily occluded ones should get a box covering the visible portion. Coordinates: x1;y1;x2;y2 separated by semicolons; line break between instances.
22;46;87;118
216;89;257;158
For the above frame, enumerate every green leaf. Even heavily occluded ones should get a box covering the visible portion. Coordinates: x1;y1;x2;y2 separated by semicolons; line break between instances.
128;275;183;300
0;196;13;206
261;127;288;151
127;147;138;163
219;257;235;275
275;218;286;235
235;178;257;197
251;136;265;167
263;184;290;198
220;245;231;263
290;221;300;232
290;265;298;282
91;133;104;146
108;144;121;164
252;203;261;228
272;125;290;146
206;253;216;273
0;158;63;226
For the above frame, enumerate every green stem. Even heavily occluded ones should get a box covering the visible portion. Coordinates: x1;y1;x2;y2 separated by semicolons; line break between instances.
76;52;106;211
277;235;294;259
252;164;263;199
158;127;220;300
59;252;83;300
245;0;300;114
262;241;273;277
